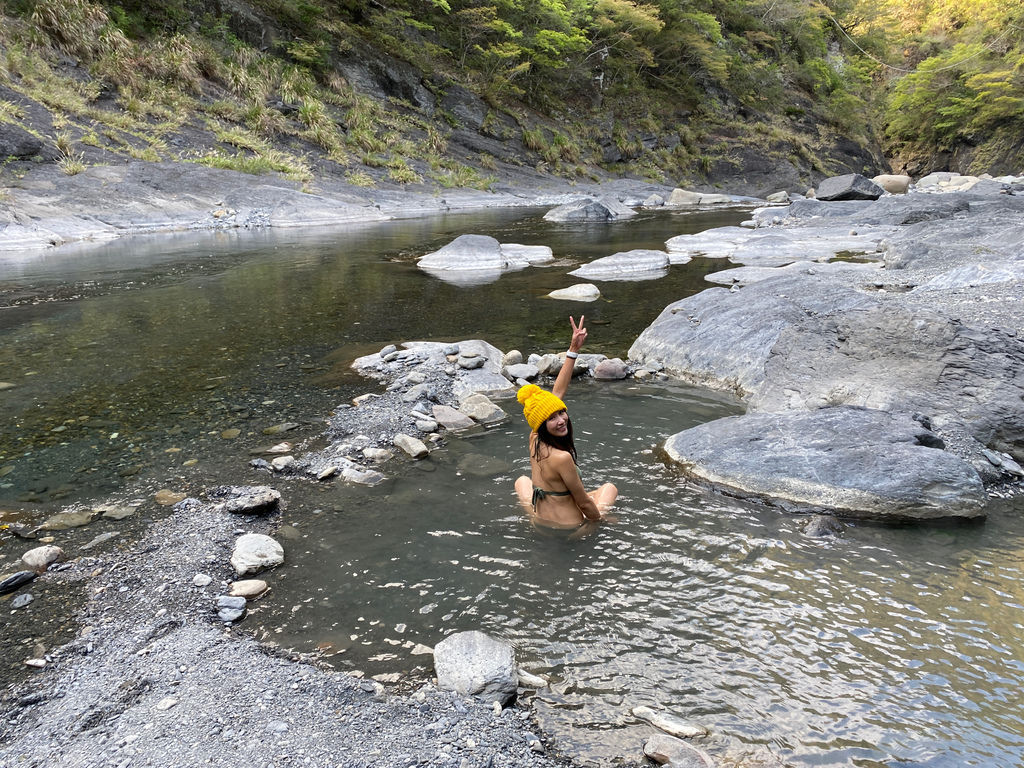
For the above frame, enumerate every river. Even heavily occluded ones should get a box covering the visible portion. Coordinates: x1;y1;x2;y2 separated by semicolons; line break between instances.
1;208;1022;767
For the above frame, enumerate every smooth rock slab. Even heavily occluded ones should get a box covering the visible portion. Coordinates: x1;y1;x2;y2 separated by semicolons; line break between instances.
434;630;518;704
418;235;553;285
750;304;1024;457
663;407;986;520
230;533;285;576
628;274;874;394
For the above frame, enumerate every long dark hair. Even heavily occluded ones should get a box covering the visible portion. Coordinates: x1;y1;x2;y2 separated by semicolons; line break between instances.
533;412;577;464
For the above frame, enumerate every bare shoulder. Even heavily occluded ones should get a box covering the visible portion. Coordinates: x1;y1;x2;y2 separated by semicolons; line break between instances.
546;447;575;473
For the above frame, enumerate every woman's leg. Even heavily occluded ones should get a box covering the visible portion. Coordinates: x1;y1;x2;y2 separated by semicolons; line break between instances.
588;482;618;512
514;475;535;514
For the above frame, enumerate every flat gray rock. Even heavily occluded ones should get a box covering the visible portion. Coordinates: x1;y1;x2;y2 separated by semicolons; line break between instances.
568;249;669;281
663;407;986;520
432;405;475;430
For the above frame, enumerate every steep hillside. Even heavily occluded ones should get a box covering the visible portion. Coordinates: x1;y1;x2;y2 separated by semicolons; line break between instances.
1;0;890;197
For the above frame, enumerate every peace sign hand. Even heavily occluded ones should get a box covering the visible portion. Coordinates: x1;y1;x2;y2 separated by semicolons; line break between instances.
569;315;587;353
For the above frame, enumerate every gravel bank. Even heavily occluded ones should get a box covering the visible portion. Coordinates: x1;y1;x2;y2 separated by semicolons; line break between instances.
0;498;582;768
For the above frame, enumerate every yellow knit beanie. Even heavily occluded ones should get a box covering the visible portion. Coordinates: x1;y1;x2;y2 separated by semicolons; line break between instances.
517;384;567;432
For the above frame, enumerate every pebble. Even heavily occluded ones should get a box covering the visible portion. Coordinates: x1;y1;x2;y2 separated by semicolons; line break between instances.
0;571;38;595
154;489;187;506
156;698;178;711
82;532;120;550
24;658;46;668
97;503;139;520
218;607;245;622
217;595;247;610
220;429;241;439
632;706;708;739
394;433;429;459
11;593;34;609
271;455;296;471
192;574;213;588
516;669;549;689
262;422;299;435
21;545;64;572
229;579;268;598
362;448;393;463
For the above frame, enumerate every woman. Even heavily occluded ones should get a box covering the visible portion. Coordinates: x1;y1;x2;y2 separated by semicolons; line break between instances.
514;316;618;530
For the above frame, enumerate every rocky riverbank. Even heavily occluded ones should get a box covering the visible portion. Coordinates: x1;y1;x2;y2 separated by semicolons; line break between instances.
0;489;583;768
0;159;676;254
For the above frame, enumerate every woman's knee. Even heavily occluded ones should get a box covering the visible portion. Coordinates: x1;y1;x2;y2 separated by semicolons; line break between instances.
596;483;618;506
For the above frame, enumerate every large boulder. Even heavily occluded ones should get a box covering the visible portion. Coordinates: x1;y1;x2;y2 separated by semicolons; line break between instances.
433;630;518;704
568;249;669;281
542;197;636;222
662;407;986;520
815;173;885;201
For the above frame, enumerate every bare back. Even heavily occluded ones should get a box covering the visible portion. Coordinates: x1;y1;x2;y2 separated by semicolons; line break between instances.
528;433;589;527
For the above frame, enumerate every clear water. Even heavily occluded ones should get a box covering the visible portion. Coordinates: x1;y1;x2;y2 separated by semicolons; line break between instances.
1;208;1022;767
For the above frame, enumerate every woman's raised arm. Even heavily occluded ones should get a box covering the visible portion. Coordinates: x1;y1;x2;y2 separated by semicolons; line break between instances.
552;315;587;401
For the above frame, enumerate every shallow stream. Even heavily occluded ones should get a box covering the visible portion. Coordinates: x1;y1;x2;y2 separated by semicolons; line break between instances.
1;208;1022;767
